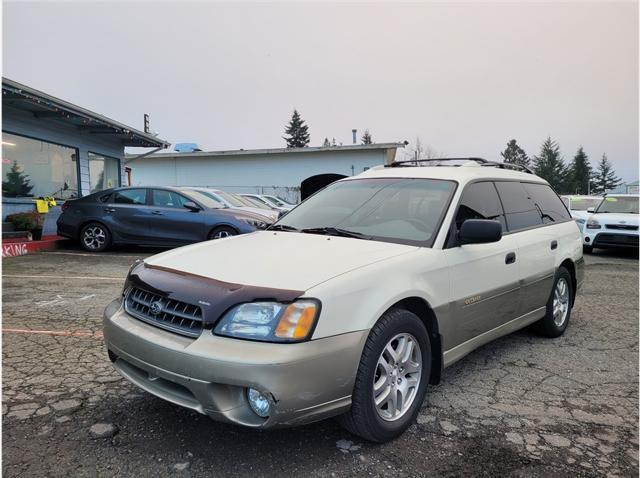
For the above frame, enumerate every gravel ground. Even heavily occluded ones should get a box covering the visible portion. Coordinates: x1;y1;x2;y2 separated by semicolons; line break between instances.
2;247;638;477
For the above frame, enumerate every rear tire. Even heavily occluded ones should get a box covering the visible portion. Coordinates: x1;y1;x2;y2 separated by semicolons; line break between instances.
208;226;238;240
79;222;111;252
534;266;573;338
338;308;431;443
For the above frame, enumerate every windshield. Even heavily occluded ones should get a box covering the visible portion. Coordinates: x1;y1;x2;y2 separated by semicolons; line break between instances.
570;197;602;211
180;190;224;209
213;190;245;207
240;195;273;210
265;195;286;206
275;178;456;245
595;196;639;214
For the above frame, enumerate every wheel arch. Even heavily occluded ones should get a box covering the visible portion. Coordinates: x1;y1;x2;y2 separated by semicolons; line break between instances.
385;296;443;385
207;223;240;239
559;258;577;305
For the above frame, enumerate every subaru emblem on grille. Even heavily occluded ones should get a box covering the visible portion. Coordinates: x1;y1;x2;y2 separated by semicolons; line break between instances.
149;301;163;316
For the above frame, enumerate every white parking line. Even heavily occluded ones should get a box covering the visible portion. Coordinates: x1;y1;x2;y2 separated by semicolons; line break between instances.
3;274;123;281
41;252;144;258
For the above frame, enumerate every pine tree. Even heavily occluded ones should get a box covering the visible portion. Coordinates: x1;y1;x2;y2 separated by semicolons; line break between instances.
361;129;373;145
2;160;34;197
592;154;622;194
568;146;592;194
283;109;310;148
500;139;530;169
532;137;569;192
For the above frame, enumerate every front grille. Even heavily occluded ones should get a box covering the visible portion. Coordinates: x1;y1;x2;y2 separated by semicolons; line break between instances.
125;287;203;338
594;233;639;246
605;224;638;231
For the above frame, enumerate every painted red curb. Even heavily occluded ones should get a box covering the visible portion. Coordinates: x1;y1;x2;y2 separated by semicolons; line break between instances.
1;236;69;257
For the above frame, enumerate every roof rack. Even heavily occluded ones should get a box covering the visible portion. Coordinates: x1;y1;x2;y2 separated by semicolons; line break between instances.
386;157;533;174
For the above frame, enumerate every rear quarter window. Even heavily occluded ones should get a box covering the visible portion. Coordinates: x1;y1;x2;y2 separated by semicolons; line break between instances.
494;181;543;232
523;183;571;223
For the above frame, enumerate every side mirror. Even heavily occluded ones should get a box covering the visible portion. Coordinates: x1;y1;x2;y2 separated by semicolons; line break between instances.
458;219;502;245
183;201;201;212
587;207;595;213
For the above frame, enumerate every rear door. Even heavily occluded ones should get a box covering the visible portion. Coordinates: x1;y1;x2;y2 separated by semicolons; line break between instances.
443;181;521;347
494;181;554;316
147;189;205;245
519;182;573;314
103;188;151;243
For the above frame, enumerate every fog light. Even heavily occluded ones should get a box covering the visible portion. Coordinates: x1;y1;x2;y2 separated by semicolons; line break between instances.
247;388;270;418
585;237;591;243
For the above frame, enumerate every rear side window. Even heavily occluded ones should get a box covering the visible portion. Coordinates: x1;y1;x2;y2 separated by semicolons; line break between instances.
113;189;147;205
523;183;571;223
494;182;543;232
455;182;506;230
152;189;191;208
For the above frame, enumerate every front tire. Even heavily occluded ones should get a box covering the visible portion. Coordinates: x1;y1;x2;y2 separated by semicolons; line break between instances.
208;226;238;240
534;266;573;338
338;308;431;443
79;222;111;252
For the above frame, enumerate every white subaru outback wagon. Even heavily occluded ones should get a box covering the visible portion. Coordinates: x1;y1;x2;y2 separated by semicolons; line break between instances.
104;158;584;442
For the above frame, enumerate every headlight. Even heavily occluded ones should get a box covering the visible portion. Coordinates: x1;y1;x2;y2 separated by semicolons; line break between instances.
238;217;269;229
214;300;319;342
586;218;601;229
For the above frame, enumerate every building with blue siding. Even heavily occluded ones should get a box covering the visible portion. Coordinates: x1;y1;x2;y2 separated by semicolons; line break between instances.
2;78;169;234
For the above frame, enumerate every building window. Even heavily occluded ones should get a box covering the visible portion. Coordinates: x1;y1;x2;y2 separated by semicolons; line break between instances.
2;132;78;200
88;152;120;193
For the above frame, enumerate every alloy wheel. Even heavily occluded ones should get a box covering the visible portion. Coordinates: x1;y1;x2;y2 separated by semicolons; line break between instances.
83;226;106;250
373;333;422;421
553;277;570;327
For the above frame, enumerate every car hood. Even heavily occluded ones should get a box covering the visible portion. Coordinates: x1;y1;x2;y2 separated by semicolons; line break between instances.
144;231;416;291
571;210;591;221
233;206;278;221
213;207;274;223
591;212;639;226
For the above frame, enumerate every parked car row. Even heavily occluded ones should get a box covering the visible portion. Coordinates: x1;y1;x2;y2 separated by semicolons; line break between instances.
57;186;297;252
561;194;639;253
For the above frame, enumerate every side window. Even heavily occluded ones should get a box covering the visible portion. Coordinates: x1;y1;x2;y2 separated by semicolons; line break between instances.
494;182;543;231
113;189;146;205
455;182;506;231
523;183;571;223
152;190;190;209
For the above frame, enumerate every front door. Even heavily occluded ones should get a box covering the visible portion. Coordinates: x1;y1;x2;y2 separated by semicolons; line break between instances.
147;189;205;244
443;181;521;348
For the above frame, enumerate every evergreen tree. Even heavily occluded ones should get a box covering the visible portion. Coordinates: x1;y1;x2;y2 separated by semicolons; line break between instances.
361;129;373;145
283;109;310;148
532;137;569;192
568;146;592;194
2;160;34;197
592;153;622;194
500;139;529;169
322;137;331;147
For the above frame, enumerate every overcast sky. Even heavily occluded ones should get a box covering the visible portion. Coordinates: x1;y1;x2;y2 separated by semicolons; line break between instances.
3;1;638;181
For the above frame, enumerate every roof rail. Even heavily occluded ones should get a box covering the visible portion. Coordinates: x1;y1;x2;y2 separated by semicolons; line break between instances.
386;157;533;174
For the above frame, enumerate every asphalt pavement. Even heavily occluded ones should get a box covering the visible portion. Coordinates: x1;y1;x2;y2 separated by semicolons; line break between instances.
2;246;638;477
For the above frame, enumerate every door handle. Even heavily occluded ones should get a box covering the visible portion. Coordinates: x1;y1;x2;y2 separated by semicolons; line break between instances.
151;210;164;215
550;240;558;250
505;252;516;264
103;207;116;213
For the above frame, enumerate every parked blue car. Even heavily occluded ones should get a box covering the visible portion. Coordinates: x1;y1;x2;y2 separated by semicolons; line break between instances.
57;186;271;252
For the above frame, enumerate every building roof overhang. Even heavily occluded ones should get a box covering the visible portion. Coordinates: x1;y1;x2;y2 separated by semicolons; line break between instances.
2;77;170;149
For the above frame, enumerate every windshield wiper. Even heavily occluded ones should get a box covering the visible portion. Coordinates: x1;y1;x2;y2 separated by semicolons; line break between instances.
268;224;300;232
300;227;371;240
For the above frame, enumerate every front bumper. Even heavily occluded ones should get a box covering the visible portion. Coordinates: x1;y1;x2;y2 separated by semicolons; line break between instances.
583;229;639;249
103;299;368;428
